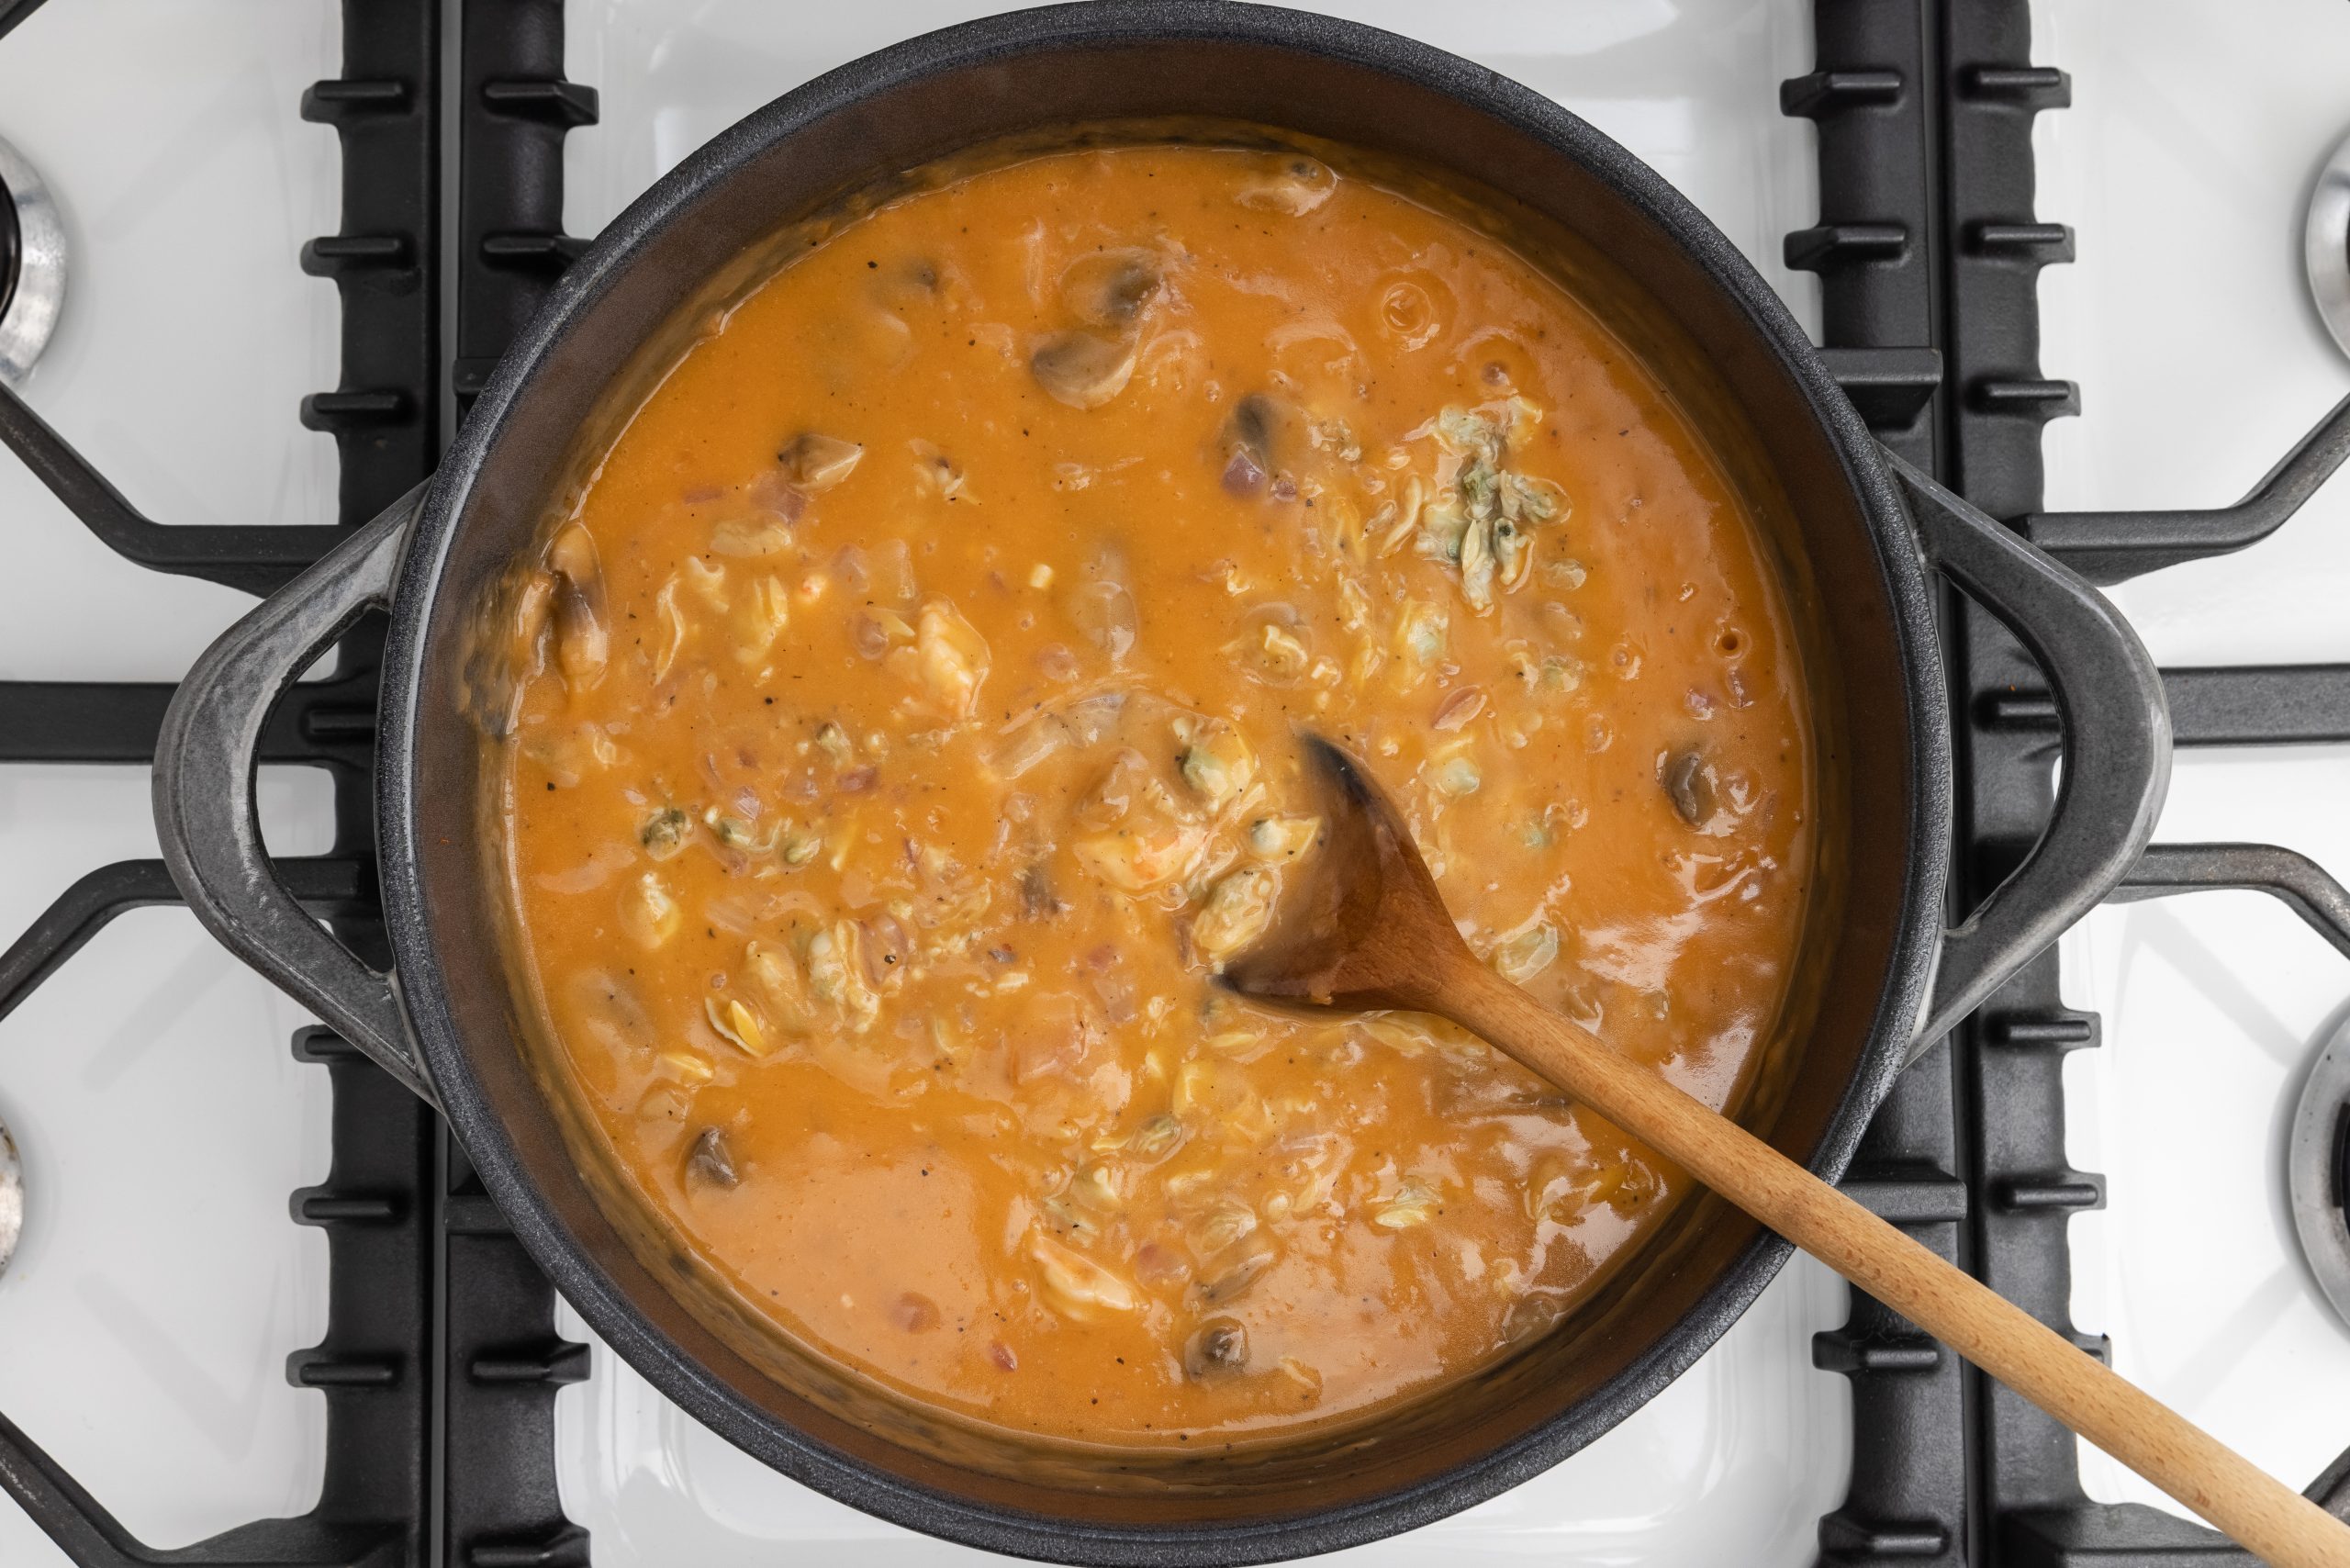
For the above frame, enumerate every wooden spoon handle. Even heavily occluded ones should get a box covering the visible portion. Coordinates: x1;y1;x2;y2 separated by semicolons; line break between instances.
1443;966;2350;1568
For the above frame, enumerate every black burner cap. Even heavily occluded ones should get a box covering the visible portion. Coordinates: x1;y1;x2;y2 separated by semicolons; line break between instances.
2335;1103;2349;1216
0;180;18;323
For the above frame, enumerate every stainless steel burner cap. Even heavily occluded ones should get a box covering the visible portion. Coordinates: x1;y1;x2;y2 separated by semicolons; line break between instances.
2290;1014;2350;1332
2311;129;2350;359
0;132;65;385
0;1115;19;1278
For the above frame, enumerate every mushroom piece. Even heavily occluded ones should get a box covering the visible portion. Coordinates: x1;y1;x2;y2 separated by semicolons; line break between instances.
686;1126;738;1190
1184;1316;1250;1379
1016;862;1064;920
777;431;864;492
1662;747;1718;827
1235;155;1337;216
545;523;608;689
1227;393;1280;461
1030;330;1137;409
1061;249;1163;328
1218;393;1284;495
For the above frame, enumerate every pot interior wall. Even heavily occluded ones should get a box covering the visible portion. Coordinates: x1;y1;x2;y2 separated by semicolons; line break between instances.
401;17;1926;1537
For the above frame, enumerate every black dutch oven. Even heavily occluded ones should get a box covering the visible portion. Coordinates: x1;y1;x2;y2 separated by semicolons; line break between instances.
151;5;2170;1562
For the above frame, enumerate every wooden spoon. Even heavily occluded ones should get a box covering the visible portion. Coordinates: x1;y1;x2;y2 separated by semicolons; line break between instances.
1223;735;2350;1568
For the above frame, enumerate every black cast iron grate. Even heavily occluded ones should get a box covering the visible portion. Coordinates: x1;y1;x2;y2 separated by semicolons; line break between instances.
0;0;596;1564
1793;1;2350;1563
4;1;2350;1565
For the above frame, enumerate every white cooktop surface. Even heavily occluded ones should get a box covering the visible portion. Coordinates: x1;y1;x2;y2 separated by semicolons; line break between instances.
0;2;2344;1565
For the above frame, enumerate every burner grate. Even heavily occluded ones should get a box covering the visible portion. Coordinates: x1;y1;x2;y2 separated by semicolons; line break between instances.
1794;1;2350;1562
0;1;593;1564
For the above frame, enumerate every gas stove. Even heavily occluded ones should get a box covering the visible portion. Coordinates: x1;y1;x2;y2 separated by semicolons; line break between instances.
1;3;2346;1565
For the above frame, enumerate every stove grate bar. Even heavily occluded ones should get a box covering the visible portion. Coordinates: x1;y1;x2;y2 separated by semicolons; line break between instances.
2021;390;2350;586
435;8;595;1567
0;0;47;47
0;856;368;1022
2111;842;2350;960
0;677;377;766
0;1406;406;1568
0;383;342;595
1979;663;2350;746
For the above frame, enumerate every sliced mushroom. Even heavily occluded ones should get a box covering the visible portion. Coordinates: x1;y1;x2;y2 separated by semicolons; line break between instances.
1062;249;1162;327
546;523;608;689
1227;393;1280;461
777;431;863;492
1235;155;1337;216
1016;862;1064;919
1030;330;1137;409
1184;1316;1250;1379
1662;747;1717;827
686;1126;738;1190
1195;1243;1274;1305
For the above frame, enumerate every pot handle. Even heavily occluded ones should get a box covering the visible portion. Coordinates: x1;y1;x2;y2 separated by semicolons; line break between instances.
152;487;439;1106
1883;448;2172;1062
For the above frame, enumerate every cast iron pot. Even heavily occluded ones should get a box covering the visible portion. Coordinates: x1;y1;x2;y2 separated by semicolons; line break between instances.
151;5;2171;1562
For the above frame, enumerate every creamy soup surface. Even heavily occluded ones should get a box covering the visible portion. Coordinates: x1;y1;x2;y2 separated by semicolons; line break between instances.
491;143;1816;1446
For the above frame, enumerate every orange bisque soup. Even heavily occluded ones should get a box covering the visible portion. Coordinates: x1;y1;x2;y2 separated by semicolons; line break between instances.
492;141;1817;1448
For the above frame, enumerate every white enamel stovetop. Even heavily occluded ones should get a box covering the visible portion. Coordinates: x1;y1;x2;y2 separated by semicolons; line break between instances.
0;3;2344;1565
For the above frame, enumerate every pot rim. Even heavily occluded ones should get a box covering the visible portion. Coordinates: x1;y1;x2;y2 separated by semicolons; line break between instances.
375;4;1951;1561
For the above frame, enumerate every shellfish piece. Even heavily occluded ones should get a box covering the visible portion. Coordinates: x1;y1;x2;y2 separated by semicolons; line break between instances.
618;872;681;948
806;921;880;1031
1174;715;1256;808
1373;1176;1441;1230
656;1048;714;1086
733;575;790;663
1491;922;1560;985
1245;814;1321;861
913;599;990;719
639;806;692;860
1074;817;1209;894
1028;1230;1139;1317
743;939;817;1034
1192;867;1280;963
705;994;774;1058
711;514;796;557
